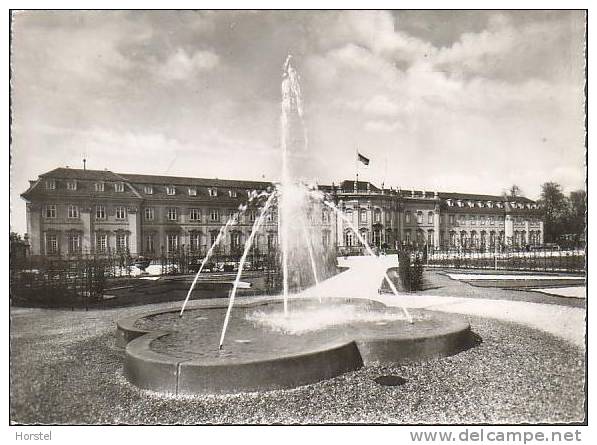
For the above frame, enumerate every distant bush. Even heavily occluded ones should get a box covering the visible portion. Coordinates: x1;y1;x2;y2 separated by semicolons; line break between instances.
398;251;424;292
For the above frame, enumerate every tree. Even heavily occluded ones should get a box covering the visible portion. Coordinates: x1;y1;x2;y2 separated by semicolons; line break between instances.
568;189;586;242
537;182;569;243
508;184;522;198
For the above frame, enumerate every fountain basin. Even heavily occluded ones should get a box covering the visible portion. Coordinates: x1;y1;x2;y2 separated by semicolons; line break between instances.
117;298;476;394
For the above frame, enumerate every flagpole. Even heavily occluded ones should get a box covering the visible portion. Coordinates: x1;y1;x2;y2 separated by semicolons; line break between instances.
355;146;359;191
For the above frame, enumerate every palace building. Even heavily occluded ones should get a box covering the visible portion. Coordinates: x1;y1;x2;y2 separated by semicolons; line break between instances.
21;167;544;257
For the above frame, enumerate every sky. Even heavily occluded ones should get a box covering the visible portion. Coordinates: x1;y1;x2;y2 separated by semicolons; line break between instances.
10;10;586;234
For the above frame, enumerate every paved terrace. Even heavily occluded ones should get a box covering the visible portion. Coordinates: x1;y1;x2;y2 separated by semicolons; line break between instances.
299;255;586;348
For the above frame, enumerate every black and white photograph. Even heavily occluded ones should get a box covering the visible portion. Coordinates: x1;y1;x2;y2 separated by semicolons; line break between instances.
7;5;589;433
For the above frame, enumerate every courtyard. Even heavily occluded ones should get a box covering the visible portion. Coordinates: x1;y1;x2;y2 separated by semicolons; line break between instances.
10;256;586;424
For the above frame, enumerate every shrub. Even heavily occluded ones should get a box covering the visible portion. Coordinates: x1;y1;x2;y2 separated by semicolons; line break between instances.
398;250;424;291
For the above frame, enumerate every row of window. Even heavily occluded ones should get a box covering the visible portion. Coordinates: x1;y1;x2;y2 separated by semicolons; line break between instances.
46;179;243;198
445;198;539;210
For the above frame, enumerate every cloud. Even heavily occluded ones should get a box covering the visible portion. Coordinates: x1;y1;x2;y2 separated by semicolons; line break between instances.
364;120;403;133
156;48;220;81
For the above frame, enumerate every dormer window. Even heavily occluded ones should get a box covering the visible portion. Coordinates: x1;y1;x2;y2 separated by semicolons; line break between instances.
477;201;484;208
144;185;153;195
487;201;493;208
188;187;197;196
457;200;463;207
67;180;77;191
467;201;474;208
95;182;105;192
166;186;176;196
229;190;237;198
115;182;124;193
46;179;56;190
208;188;218;197
446;199;453;207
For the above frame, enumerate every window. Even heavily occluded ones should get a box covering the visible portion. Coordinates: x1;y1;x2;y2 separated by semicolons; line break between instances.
67;205;79;219
374;209;381;223
116;233;127;252
96;205;106;220
427;230;434;246
405;211;411;224
210;209;219;222
167;208;178;221
190;232;201;251
322;209;330;224
480;216;486;225
322;230;330;247
470;215;476;225
449;214;455;225
405;230;412;244
67;181;77;191
115;206;127;219
345;231;354;246
459;215;466;224
115;182;125;192
229;190;237;198
416;211;423;224
210;231;218;246
144;207;154;221
360;209;367;223
46;233;58;254
189;208;200;221
68;233;80;254
166;186;176;195
188;187;197;196
145;234;155;254
96;233;107;253
46;179;56;190
95;182;104;192
208;188;218;197
167;234;178;252
144;185;153;195
428;211;433;224
247;209;256;222
231;232;242;251
346;210;353;222
267;233;277;251
45;204;56;219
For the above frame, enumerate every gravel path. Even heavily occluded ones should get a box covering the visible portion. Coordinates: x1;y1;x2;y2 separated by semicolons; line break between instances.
10;305;585;424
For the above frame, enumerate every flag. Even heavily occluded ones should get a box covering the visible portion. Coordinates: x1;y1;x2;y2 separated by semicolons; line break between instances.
357;152;370;166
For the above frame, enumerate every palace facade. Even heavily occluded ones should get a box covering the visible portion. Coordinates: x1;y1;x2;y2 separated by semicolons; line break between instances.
21;168;544;257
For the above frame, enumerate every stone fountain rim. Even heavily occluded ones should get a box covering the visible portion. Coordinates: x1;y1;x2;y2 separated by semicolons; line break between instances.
117;297;476;395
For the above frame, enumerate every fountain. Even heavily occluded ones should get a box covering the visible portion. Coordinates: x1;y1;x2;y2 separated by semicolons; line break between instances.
117;55;477;395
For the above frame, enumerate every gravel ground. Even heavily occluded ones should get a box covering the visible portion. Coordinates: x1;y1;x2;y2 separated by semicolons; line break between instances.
10;304;585;425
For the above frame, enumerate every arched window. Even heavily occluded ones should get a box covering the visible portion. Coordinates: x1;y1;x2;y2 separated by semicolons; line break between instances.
345;230;354;247
346;209;354;222
405;211;411;224
427;230;434;246
428;211;434;224
374;208;382;223
416;211;423;224
360;209;368;223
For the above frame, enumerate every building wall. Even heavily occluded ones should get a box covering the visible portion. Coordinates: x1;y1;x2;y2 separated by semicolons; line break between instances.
21;169;543;257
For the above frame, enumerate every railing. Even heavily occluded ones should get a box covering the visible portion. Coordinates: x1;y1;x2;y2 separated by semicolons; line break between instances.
9;249;282;309
426;247;585;273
